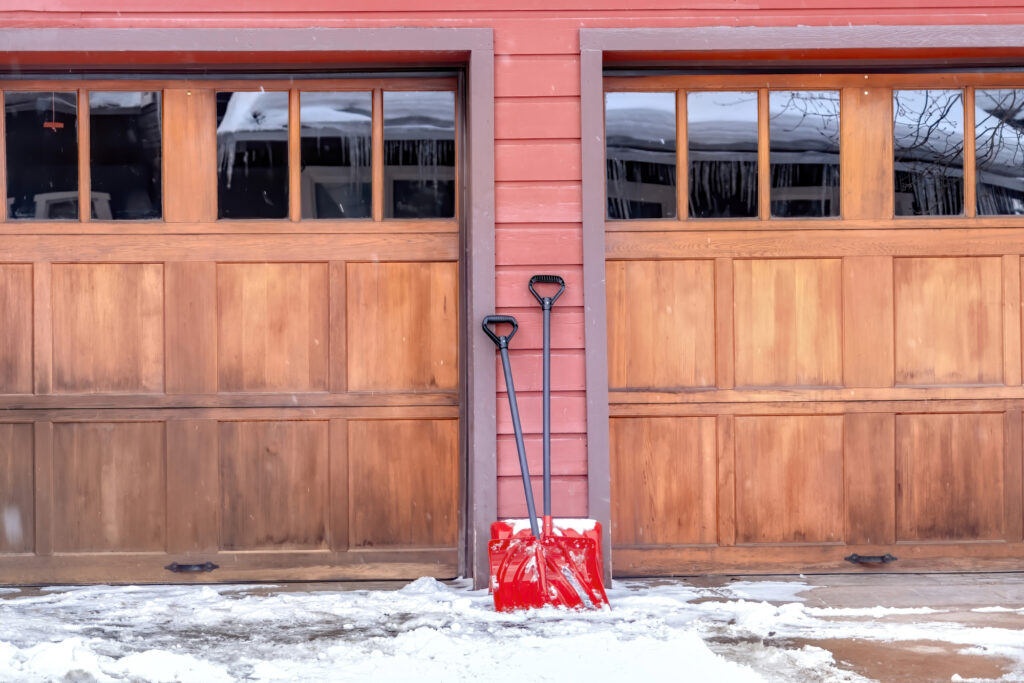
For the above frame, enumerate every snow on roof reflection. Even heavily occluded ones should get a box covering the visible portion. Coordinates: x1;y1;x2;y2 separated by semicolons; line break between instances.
214;90;454;141
606;88;1024;190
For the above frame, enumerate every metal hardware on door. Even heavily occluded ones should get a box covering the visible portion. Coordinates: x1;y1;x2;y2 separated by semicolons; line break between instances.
164;562;219;573
844;553;897;565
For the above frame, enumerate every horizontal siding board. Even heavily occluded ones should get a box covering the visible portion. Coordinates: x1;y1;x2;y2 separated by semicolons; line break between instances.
495;56;580;98
496;183;581;224
496;265;584;306
497;433;588;477
497;394;586;434
494;23;580;55
496;98;580;140
497;475;588;518
496;349;586;392
496;226;582;266
495;140;581;182
496;306;585;349
22;1;1024;12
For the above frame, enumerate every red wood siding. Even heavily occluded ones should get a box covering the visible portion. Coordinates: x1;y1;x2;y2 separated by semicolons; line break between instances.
7;3;1024;521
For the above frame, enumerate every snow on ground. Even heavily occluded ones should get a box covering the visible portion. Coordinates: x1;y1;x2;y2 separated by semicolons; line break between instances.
0;577;1020;682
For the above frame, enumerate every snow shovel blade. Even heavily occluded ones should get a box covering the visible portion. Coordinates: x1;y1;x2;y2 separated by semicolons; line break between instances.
488;535;609;612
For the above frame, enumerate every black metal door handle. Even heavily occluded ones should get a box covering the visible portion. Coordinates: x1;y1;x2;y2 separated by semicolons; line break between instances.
165;561;219;573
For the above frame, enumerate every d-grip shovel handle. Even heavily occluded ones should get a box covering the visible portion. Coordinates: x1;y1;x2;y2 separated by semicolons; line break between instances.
528;274;565;308
482;313;541;538
482;315;518;348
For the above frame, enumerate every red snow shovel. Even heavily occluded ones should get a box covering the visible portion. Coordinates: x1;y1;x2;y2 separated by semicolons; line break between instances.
483;314;609;612
490;276;606;573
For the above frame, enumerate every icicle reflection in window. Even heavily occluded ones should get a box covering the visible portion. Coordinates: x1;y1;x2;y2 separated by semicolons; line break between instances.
688;91;758;218
5;92;78;220
216;91;289;219
383;91;455;219
975;89;1024;216
604;92;676;219
893;90;964;216
769;90;840;218
90;91;162;220
300;91;372;219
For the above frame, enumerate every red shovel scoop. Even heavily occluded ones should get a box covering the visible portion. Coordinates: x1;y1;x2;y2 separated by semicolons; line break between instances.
483;314;609;612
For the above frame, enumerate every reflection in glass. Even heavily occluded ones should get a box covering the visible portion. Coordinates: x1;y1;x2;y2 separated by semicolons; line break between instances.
5;92;78;220
90;91;162;220
605;92;676;219
383;91;455;219
216;91;289;219
300;92;372;219
893;89;964;216
769;90;840;218
688;91;758;218
975;89;1024;216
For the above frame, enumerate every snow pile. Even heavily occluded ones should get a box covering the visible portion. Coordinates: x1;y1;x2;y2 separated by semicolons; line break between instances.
0;577;1020;681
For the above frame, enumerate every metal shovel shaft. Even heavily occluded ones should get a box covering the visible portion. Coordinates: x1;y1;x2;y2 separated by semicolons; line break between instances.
499;343;540;538
542;304;551;518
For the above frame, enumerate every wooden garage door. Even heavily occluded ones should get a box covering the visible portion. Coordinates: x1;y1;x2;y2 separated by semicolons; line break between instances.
0;78;461;583
605;73;1024;575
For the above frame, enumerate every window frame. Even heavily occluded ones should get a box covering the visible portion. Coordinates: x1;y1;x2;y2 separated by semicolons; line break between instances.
0;76;460;229
604;71;1024;229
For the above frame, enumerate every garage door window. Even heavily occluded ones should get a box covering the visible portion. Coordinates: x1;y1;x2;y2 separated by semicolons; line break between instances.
975;88;1024;216
606;75;1024;223
1;81;458;224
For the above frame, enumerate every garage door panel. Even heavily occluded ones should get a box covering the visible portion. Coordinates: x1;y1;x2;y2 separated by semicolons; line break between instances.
348;419;458;549
844;413;896;546
0;265;33;395
219;420;329;550
51;263;164;394
217;263;329;393
606;260;716;390
896;412;1004;541
734;415;845;544
165;419;220;554
734;259;843;388
346;262;458;392
52;422;166;553
895;257;1003;386
0;424;33;553
842;257;895;388
610;416;716;545
165;262;218;395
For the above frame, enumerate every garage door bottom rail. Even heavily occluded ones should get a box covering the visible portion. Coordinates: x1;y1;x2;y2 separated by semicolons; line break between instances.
612;543;1024;576
0;548;458;585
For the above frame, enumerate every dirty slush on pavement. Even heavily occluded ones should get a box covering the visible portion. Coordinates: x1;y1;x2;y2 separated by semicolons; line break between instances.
1;573;1023;682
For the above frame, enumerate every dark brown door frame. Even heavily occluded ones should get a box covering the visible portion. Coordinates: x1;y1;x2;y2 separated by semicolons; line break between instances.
580;24;1024;580
0;26;496;586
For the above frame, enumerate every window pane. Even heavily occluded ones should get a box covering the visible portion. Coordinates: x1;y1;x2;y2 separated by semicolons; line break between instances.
605;92;676;219
5;91;78;220
89;91;162;220
893;89;964;216
299;91;372;219
975;89;1024;216
769;90;840;218
688;91;758;218
216;91;289;219
383;91;455;219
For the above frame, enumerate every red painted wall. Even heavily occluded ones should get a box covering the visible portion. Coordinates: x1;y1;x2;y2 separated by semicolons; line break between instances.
6;1;1024;518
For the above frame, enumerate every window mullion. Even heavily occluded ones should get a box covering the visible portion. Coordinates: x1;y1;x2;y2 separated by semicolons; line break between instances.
677;89;687;221
372;88;384;223
964;87;977;219
758;87;770;220
78;89;90;223
288;89;301;222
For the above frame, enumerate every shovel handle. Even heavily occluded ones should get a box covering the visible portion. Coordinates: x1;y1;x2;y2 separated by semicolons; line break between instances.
529;275;565;308
482;315;518;348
